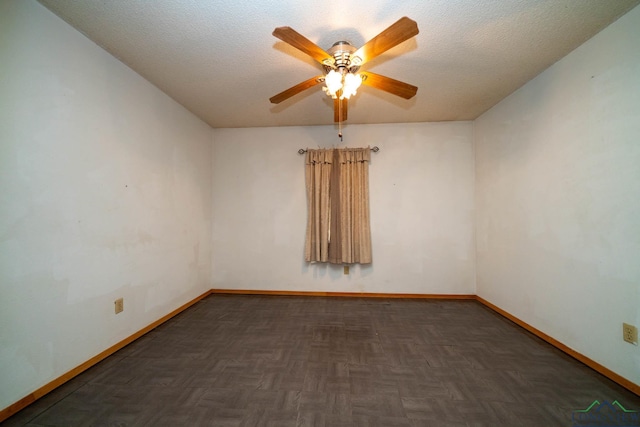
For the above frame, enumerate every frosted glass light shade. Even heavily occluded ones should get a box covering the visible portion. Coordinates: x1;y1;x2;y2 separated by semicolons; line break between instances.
324;70;343;97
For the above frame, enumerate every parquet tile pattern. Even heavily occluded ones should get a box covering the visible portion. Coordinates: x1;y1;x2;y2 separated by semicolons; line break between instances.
5;295;640;426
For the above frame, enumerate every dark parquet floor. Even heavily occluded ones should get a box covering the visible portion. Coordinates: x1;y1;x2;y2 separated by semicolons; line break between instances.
4;294;640;426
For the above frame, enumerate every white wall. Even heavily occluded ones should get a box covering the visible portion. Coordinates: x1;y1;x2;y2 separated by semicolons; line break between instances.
0;1;212;410
212;122;475;294
475;5;640;385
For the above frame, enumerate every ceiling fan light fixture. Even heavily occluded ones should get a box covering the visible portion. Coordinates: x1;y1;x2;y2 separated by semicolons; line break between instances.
323;69;362;100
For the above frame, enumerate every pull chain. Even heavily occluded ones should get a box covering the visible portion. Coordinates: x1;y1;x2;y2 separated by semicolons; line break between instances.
338;97;343;141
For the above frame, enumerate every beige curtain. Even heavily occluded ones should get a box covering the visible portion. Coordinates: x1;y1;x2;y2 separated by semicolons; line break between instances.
305;147;372;264
304;149;333;262
337;147;372;263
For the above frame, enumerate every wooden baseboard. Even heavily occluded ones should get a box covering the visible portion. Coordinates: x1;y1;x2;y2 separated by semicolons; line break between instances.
0;289;212;423
476;296;640;397
210;289;476;300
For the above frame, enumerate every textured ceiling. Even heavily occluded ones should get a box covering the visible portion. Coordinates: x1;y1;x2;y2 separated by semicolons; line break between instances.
38;0;639;128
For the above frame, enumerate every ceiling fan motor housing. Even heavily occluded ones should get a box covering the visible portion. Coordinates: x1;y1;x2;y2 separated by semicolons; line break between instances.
323;41;361;74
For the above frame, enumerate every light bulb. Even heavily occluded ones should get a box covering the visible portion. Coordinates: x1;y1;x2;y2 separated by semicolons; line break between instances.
324;70;343;97
341;72;362;99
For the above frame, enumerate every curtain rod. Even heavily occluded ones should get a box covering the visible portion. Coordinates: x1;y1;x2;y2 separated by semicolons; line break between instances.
298;146;380;155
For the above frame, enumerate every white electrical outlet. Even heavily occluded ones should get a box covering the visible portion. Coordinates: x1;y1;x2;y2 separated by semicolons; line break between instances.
623;323;637;345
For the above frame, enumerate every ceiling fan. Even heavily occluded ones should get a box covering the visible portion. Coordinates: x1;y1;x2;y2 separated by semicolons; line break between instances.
269;17;419;123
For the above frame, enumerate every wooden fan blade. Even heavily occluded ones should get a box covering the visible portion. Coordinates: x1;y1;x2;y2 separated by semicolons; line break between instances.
273;26;333;65
270;75;324;104
353;17;418;65
334;97;348;122
360;71;418;99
